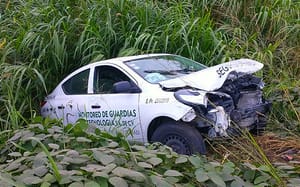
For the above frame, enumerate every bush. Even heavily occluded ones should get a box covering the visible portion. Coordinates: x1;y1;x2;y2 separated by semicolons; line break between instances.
1;118;293;186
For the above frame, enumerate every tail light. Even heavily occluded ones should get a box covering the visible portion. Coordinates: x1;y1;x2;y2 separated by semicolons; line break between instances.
40;100;47;107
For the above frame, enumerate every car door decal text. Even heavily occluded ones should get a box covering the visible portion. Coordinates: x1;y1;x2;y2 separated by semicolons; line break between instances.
78;109;137;127
145;98;169;104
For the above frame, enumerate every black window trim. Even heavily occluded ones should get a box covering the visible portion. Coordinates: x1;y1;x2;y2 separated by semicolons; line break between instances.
91;64;141;95
62;68;90;95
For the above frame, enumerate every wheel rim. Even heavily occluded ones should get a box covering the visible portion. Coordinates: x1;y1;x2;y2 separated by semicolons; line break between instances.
163;134;191;155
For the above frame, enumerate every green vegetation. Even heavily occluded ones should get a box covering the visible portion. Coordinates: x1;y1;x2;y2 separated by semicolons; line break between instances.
0;0;299;186
0;118;299;186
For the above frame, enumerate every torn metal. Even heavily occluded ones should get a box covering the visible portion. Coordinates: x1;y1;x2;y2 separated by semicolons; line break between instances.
174;72;271;138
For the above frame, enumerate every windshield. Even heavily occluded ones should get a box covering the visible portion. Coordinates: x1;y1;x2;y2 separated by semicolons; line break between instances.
125;55;207;83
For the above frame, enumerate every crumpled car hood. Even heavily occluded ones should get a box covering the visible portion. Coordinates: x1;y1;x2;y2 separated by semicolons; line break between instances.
159;59;263;91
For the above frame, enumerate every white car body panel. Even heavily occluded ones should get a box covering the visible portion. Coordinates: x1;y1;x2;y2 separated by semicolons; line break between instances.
138;88;194;142
41;55;195;143
41;54;268;145
159;59;263;91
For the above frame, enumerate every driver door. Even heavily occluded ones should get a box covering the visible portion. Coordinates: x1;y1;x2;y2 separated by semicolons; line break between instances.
83;65;143;141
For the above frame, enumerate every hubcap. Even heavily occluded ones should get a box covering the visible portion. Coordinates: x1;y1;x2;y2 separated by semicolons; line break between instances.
163;134;191;154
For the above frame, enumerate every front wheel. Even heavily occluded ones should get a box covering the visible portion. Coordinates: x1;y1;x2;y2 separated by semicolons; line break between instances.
151;122;206;155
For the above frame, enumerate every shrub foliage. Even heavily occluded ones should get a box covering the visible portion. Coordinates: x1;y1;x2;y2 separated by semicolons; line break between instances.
2;118;298;186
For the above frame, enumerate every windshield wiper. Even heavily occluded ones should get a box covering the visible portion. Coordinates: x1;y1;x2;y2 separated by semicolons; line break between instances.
144;69;197;75
171;68;197;74
144;70;176;75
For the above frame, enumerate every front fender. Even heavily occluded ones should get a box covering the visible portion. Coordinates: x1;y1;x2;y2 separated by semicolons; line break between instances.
139;98;195;142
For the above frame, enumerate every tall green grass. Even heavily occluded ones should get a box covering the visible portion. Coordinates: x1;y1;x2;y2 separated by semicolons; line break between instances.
208;0;300;134
0;0;299;133
0;0;223;129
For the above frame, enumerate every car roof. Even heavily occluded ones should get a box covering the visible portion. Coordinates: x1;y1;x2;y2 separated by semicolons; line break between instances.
91;53;172;66
57;53;173;86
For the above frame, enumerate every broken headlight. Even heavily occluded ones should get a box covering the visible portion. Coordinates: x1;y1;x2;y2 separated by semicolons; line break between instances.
174;89;207;106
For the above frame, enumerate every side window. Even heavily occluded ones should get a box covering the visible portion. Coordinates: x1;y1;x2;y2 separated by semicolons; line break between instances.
62;69;90;95
94;66;131;94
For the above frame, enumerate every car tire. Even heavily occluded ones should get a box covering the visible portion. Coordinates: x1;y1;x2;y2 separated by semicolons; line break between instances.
151;122;206;155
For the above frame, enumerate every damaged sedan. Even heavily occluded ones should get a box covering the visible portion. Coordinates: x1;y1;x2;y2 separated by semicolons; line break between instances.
41;54;271;155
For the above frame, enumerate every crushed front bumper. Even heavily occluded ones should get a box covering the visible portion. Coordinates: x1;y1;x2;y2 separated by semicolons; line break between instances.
230;100;272;129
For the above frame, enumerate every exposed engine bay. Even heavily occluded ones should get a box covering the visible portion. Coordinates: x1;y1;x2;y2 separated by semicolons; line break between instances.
174;72;271;138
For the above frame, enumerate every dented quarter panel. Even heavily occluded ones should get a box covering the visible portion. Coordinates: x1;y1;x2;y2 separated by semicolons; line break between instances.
159;59;263;91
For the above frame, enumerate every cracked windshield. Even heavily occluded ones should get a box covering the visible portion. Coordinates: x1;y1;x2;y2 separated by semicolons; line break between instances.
126;55;207;83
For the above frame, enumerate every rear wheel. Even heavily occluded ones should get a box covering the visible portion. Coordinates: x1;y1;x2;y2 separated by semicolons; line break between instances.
151;121;206;155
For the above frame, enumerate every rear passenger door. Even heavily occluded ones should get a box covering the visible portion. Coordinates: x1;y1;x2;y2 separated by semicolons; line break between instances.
57;68;91;124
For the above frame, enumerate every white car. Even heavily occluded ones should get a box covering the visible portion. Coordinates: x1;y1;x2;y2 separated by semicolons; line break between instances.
41;54;271;154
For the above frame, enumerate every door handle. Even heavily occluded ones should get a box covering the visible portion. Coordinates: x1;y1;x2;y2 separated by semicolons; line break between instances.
58;105;65;109
91;105;101;109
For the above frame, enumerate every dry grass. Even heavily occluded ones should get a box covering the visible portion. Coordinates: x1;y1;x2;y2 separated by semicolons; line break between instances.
207;133;300;164
256;133;300;163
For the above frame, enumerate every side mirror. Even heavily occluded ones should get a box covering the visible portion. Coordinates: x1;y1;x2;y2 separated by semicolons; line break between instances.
112;81;141;93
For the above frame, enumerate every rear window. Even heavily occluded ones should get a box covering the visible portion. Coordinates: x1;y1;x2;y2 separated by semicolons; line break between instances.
62;69;90;95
